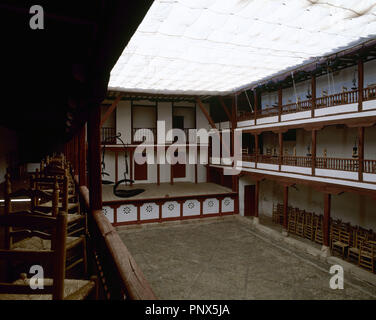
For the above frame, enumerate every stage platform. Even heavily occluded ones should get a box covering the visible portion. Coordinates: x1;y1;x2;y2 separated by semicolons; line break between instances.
102;182;233;203
101;182;238;226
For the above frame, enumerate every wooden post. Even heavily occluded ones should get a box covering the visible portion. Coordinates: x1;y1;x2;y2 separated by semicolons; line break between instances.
78;125;87;186
278;87;282;122
254;134;259;166
358;59;364;112
311;74;316;118
323;193;331;247
254;89;258;122
87;105;102;211
358;126;364;181
283;185;289;230
195;163;198;184
312;129;317;176
255;180;259;218
278;132;283;171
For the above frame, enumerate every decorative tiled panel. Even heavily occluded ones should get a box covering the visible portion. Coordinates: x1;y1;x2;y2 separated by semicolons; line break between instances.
221;197;234;213
203;198;219;215
183;199;200;217
117;204;137;223
162;201;180;218
102;206;114;223
140;202;159;220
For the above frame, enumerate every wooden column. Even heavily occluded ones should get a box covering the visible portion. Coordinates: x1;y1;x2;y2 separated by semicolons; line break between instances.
255;180;259;218
78;125;87;186
254;89;258;122
283;185;288;230
195;163;198;184
311;74;316;118
358;126;364;181
87;105;102;211
311;129;317;176
278;132;283;171
278;87;282;122
358;59;364;112
254;134;259;166
323;193;331;247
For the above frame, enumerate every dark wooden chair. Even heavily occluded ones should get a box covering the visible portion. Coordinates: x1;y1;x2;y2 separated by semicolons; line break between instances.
0;211;97;300
4;175;87;275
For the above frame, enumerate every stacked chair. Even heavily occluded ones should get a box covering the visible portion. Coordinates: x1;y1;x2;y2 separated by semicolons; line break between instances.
272;202;376;273
0;154;98;300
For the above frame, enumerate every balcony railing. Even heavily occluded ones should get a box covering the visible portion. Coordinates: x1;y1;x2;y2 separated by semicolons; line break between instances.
364;160;376;173
237;85;376;122
132;128;157;143
282;155;312;167
239;154;376;175
101;127;116;144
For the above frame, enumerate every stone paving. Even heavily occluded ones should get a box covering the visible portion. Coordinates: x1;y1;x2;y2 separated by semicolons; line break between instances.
118;217;376;300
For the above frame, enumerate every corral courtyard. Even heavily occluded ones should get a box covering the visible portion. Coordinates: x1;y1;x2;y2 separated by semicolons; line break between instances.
117;217;376;300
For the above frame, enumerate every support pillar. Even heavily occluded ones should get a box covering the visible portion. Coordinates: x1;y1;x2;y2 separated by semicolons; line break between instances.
278;87;282;122
312;129;317;176
358;59;364;112
254;134;259;167
311;74;316;118
358;126;364;181
278;132;283;171
87;105;102;211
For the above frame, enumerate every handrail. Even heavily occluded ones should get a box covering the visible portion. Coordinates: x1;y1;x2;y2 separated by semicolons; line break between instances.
79;185;156;300
237;85;376;122
364;160;376;173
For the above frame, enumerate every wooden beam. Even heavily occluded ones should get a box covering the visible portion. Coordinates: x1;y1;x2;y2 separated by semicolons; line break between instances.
196;98;216;129
100;93;123;127
218;96;233;123
254;89;258;121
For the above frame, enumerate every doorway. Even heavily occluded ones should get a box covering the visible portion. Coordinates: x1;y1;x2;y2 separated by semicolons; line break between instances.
244;185;255;216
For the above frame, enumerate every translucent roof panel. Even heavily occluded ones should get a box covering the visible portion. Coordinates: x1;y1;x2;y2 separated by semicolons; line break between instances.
109;0;376;95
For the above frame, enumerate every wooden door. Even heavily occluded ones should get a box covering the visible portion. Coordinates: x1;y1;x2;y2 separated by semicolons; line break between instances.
244;185;255;217
172;151;186;178
134;150;148;181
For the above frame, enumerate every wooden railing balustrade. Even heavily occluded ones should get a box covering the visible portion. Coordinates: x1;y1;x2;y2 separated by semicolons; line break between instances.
364;160;376;174
77;183;156;300
315;157;359;172
238;155;376;175
237;85;376;122
282;155;312;167
101;127;116;144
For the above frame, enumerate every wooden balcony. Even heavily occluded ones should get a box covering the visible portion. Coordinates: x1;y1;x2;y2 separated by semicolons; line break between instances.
237;85;376;123
238;154;376;175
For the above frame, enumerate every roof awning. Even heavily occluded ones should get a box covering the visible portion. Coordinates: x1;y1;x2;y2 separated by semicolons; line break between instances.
109;0;376;96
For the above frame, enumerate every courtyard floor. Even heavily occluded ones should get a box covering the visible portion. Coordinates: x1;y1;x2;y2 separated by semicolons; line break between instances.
117;217;376;300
